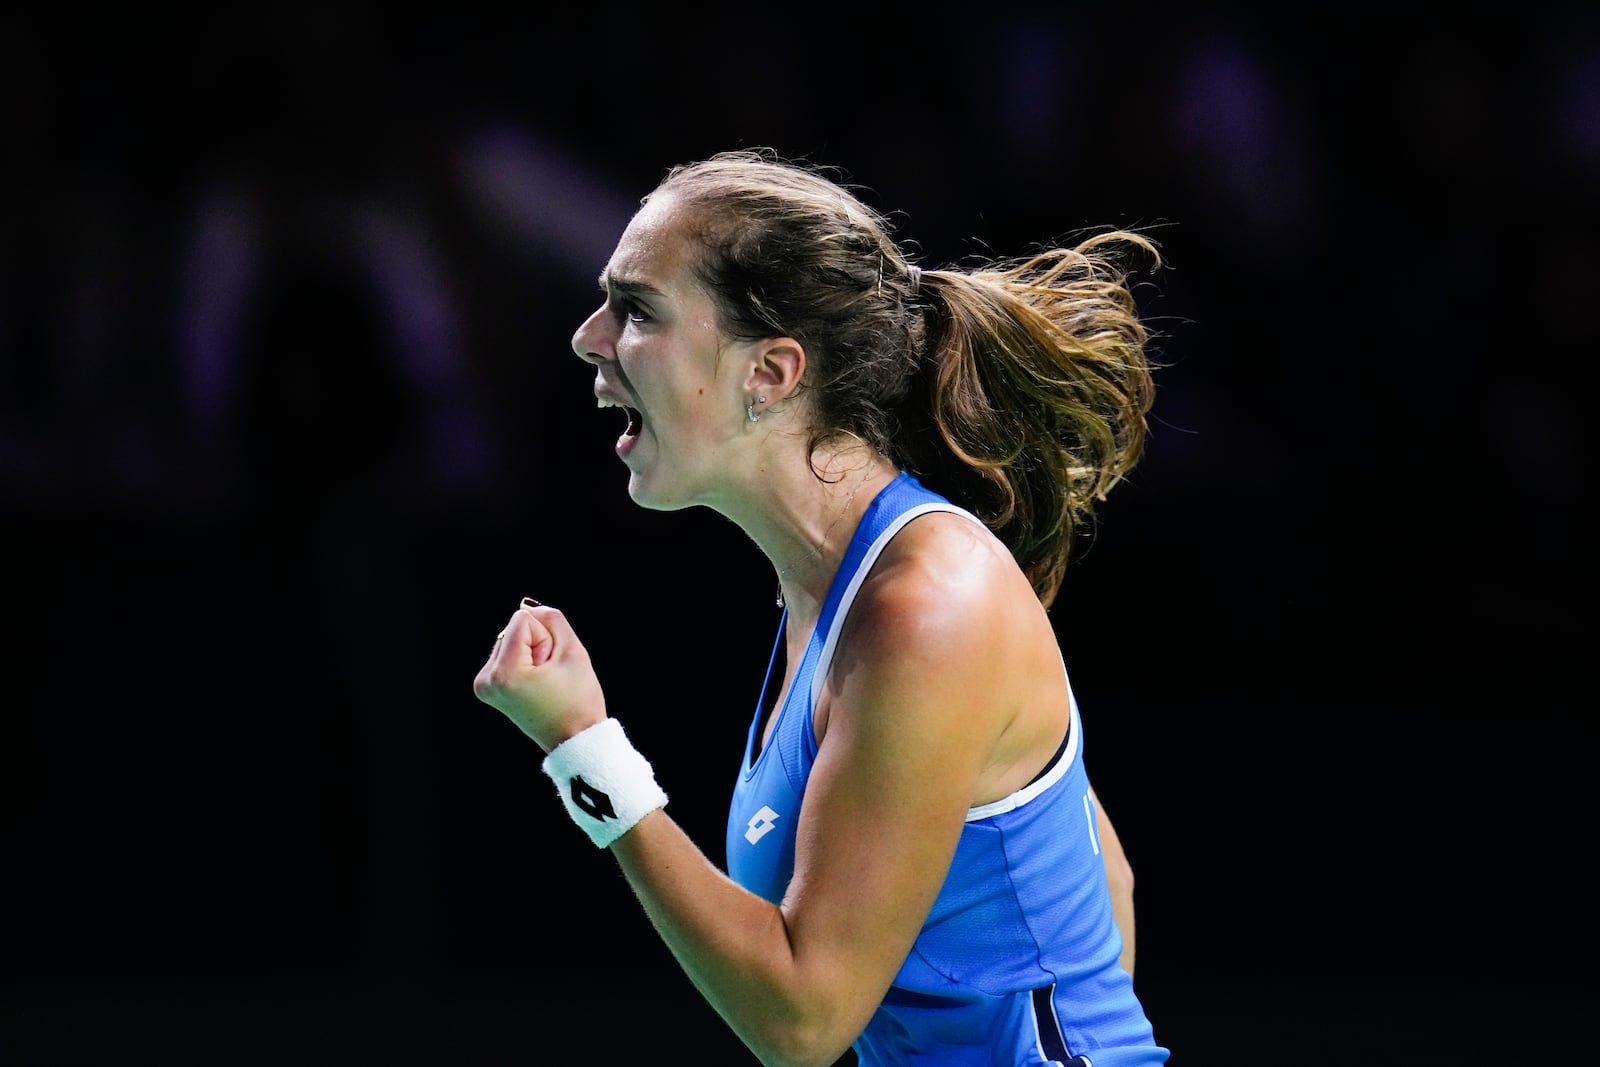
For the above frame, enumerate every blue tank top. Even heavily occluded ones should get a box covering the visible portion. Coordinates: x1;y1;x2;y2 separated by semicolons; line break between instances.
726;472;1168;1066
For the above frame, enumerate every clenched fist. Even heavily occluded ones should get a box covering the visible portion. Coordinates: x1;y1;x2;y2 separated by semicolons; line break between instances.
473;599;608;752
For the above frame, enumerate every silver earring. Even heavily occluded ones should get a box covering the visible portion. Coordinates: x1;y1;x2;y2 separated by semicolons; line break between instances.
747;395;767;423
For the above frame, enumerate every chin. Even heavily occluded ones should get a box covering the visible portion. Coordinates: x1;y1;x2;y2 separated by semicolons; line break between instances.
625;470;695;513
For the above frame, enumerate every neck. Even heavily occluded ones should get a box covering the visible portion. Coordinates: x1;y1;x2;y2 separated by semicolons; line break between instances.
715;441;898;627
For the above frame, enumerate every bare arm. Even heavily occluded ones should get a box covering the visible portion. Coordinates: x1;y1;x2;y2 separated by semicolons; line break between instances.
1090;785;1136;978
475;573;1011;1067
608;577;1002;1066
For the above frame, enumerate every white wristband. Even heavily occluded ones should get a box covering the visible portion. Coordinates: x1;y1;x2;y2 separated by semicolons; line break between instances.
541;719;668;848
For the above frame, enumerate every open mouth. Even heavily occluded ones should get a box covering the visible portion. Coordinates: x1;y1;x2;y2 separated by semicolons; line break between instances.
598;396;643;446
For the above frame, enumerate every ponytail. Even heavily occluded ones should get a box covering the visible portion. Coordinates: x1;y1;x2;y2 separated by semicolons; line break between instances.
899;234;1161;609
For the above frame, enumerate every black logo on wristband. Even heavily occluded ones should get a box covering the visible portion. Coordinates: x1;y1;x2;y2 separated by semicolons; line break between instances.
569;775;618;821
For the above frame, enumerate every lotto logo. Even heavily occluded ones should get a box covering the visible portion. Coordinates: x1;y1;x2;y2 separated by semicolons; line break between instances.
744;805;781;845
569;775;617;821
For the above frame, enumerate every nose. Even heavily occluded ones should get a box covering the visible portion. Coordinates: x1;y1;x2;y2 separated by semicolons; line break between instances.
572;304;613;366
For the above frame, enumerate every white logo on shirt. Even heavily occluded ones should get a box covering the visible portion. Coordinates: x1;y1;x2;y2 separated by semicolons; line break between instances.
744;805;781;845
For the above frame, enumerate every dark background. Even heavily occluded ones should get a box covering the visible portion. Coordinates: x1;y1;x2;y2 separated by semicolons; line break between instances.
3;6;1594;1065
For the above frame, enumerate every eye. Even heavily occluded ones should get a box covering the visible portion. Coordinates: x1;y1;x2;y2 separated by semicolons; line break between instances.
610;296;650;325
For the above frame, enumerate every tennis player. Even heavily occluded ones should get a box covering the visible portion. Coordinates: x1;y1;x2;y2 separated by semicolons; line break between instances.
474;149;1170;1066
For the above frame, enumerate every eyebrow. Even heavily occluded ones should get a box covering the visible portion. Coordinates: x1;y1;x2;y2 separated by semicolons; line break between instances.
597;271;666;300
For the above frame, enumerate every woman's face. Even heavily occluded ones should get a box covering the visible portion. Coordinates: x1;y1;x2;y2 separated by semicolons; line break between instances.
571;194;756;511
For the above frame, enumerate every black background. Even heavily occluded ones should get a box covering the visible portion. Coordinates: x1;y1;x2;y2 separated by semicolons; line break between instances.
3;6;1594;1065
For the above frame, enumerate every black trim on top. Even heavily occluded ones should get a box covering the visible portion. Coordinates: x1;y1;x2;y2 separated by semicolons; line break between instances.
1031;984;1093;1066
1025;725;1072;789
749;613;788;769
1032;985;1071;1061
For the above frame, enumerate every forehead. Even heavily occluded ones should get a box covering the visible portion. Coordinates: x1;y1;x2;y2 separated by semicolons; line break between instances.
604;194;700;292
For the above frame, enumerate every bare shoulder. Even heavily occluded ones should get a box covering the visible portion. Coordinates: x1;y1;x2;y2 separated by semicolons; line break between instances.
818;510;1062;802
819;510;1069;805
840;510;1039;675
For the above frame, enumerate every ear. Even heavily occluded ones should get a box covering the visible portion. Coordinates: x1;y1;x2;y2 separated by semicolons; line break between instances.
744;336;806;406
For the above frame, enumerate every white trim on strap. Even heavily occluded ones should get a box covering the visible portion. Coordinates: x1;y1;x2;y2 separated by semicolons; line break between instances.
965;682;1081;821
807;497;1079;823
809;503;985;708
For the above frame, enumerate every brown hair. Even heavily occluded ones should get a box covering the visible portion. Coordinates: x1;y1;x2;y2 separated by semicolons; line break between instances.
650;149;1161;609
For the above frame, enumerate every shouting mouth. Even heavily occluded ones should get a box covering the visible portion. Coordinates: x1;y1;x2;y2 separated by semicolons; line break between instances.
598;397;644;453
